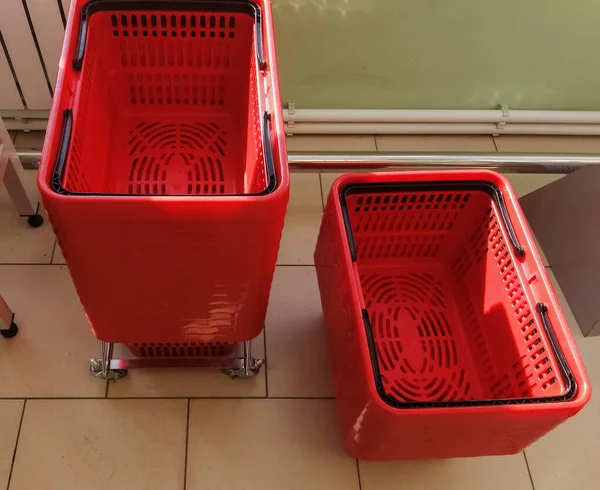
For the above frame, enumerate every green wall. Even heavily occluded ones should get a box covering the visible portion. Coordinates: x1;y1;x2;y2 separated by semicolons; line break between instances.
273;0;600;110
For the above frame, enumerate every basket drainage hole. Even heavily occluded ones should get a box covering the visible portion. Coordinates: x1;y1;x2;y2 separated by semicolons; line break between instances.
528;274;537;285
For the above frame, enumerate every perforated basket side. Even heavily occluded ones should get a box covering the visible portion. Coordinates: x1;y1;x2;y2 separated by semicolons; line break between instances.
247;50;267;194
454;204;556;399
340;181;577;408
63;26;111;194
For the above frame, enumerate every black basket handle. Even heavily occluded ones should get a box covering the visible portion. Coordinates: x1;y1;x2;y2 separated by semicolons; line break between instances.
259;111;277;195
484;182;525;257
340;180;525;261
535;303;577;399
51;109;73;195
51;108;277;196
361;302;578;409
73;0;266;70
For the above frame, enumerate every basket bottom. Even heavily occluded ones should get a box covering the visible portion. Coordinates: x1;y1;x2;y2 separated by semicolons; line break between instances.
103;112;247;195
359;262;527;404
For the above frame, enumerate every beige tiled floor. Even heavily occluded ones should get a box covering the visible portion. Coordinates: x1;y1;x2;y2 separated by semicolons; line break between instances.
0;401;23;489
359;453;532;490
494;135;600;153
9;399;187;490
0;265;104;398
277;173;323;265
187;399;358;490
524;336;600;490
0;135;599;489
0;171;55;264
376;134;497;152
503;173;565;198
286;134;377;152
265;267;334;398
52;243;66;264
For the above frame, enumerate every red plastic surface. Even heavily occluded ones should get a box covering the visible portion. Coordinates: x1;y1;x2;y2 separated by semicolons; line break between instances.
315;171;590;460
64;8;267;195
38;0;289;345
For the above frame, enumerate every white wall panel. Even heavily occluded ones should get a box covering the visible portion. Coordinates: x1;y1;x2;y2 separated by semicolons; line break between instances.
26;0;65;89
0;0;51;109
0;48;24;110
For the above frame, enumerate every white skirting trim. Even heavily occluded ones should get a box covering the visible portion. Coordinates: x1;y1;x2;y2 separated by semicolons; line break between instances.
284;109;600;135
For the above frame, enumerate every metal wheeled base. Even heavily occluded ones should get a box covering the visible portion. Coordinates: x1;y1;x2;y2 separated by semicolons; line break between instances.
89;340;264;380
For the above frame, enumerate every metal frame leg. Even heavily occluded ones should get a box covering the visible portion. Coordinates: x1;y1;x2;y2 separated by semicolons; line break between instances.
100;341;112;378
223;340;265;379
244;340;252;377
90;341;128;380
87;339;264;381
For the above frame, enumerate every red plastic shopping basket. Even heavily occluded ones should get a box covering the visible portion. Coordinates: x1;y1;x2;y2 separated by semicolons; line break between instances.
38;0;288;346
315;170;590;460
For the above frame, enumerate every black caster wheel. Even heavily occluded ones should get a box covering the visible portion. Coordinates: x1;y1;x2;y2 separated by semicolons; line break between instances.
27;214;44;228
0;322;18;339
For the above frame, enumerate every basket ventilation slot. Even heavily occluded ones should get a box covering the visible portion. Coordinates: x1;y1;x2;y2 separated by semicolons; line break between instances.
111;13;236;39
362;272;476;403
127;122;227;195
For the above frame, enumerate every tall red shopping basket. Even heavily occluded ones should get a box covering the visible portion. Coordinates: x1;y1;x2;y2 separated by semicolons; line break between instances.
38;0;289;347
315;170;590;460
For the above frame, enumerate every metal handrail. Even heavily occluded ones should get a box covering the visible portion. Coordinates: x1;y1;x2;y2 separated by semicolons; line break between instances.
16;149;600;173
287;152;600;173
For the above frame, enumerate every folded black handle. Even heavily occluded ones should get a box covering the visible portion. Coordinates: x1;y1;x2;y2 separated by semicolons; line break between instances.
259;111;277;195
535;303;577;399
73;0;266;70
485;182;525;257
51;109;73;195
51;108;276;196
360;302;578;408
340;180;525;261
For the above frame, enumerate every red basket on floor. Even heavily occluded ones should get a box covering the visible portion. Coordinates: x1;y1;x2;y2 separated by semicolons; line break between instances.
38;0;288;345
315;170;590;460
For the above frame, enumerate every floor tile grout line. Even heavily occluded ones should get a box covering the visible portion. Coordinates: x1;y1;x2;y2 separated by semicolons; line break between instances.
276;264;316;267
183;399;190;490
355;459;363;490
319;173;326;211
0;396;335;401
1;262;314;268
104;380;110;398
0;263;65;267
49;240;57;264
522;451;537;490
5;399;26;490
263;326;269;398
492;135;500;153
